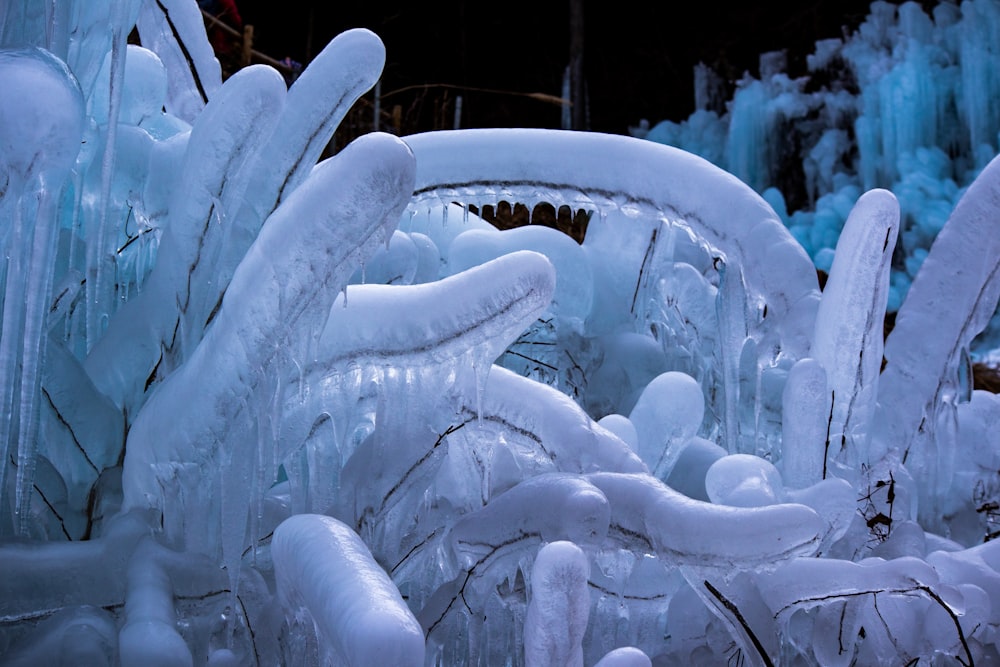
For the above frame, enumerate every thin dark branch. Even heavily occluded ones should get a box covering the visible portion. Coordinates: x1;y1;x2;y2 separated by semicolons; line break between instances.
704;580;775;667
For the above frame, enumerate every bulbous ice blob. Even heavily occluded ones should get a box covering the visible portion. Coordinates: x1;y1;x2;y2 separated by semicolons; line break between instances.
665;436;726;501
449;225;594;325
399;202;496;264
705;454;785;507
597;414;638;451
0;47;85;184
585;332;668;418
206;649;240;667
524;541;590;667
90;44;167;126
350;229;418;285
594;647;652;667
629;371;704;477
408;232;441;283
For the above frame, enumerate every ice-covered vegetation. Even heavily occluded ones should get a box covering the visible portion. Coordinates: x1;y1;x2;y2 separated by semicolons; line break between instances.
2;1;1000;665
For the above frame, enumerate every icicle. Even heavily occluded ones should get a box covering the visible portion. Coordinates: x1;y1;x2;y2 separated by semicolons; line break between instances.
0;185;29;525
14;190;64;536
86;2;130;352
0;47;85;534
781;358;830;488
714;257;748;453
471;351;493;428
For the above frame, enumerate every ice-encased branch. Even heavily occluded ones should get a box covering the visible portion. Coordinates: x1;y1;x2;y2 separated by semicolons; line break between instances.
811;188;899;470
404;128;820;357
878;153;1000;512
272;513;425;667
286;251;557;521
448;474;609;571
121;132;416;552
243;28;386;218
314;251;556;371
586;472;822;568
457;365;648;476
85;63;286;413
135;0;222;122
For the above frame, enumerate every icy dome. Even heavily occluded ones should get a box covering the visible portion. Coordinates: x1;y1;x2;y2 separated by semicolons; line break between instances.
3;1;1000;666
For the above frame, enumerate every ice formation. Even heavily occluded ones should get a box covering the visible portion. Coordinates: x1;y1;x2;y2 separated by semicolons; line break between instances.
635;0;1000;350
3;1;1000;666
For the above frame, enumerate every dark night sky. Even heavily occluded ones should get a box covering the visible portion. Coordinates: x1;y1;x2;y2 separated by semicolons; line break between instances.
235;1;885;135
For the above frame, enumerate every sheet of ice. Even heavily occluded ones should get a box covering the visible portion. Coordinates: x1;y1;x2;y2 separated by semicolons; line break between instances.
756;555;978;665
1;606;117;666
7;4;1000;663
272;514;425;666
523;541;590;667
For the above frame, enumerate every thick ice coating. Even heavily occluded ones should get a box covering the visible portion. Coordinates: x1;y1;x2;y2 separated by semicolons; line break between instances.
587;472;822;567
524;541;591;667
5;4;1000;664
122;132;416;552
272;514;425;666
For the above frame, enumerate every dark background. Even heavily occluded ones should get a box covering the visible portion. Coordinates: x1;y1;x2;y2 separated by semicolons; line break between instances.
232;1;894;135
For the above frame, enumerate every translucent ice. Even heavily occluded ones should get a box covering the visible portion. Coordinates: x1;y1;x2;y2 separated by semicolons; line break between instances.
272;514;425;667
811;188;899;472
3;4;1000;665
628;371;704;478
524;541;590;667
